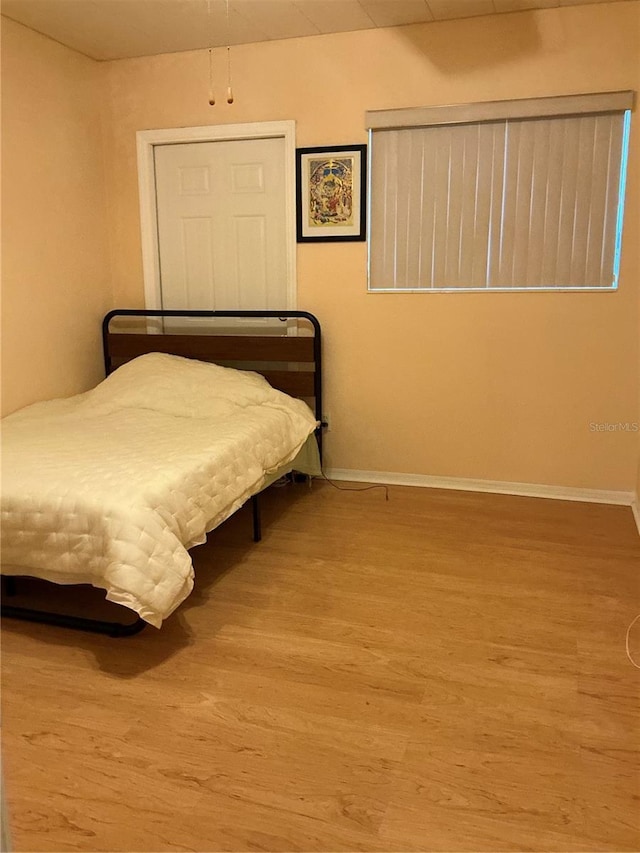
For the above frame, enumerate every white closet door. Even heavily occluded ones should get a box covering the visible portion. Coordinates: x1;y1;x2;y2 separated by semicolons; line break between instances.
154;137;288;321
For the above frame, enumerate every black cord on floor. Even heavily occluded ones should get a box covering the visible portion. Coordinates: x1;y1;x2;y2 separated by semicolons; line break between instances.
319;469;389;501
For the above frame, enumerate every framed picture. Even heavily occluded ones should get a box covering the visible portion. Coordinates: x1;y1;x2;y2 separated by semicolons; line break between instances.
296;144;367;243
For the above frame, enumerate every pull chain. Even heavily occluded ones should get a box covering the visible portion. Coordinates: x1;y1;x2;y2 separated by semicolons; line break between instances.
226;45;233;104
207;0;215;105
208;48;215;106
225;0;234;104
206;0;233;106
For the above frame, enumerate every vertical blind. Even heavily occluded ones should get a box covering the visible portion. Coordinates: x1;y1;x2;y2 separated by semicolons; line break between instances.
367;92;633;291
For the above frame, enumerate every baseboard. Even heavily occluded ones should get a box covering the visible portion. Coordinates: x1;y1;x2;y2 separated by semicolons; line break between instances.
324;468;635;507
632;498;640;536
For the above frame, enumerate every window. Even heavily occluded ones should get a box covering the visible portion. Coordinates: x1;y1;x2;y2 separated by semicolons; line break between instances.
366;91;633;292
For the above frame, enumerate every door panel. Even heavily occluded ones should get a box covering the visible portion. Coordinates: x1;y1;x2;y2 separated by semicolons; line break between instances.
182;217;215;306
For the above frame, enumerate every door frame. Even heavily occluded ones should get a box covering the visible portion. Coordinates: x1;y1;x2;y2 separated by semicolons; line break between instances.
136;120;297;311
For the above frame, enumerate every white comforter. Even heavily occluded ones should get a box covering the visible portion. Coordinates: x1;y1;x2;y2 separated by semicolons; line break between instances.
1;354;317;627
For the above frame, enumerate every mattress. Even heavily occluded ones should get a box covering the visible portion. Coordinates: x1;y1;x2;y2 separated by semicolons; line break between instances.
1;353;318;627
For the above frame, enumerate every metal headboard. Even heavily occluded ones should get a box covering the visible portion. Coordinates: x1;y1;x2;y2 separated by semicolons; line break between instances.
102;309;323;459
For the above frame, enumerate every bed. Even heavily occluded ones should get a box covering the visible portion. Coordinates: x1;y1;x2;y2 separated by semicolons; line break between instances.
1;310;323;636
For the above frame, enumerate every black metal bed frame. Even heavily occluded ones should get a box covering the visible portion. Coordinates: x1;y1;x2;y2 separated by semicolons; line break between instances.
2;309;323;638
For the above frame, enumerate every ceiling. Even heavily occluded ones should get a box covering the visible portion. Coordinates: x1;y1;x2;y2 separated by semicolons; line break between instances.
1;0;627;61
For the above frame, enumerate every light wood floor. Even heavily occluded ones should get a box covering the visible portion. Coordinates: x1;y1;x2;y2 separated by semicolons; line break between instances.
2;482;639;852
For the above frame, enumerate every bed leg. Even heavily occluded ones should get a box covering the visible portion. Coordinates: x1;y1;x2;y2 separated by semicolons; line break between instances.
251;495;262;543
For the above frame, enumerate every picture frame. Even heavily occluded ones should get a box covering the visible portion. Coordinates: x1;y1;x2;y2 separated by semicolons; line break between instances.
295;144;367;243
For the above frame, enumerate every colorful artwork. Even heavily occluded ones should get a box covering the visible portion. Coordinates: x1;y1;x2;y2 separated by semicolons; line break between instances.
307;157;354;228
296;145;367;243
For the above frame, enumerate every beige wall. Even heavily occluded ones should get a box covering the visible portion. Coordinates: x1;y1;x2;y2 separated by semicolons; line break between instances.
1;18;111;416
102;1;639;492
